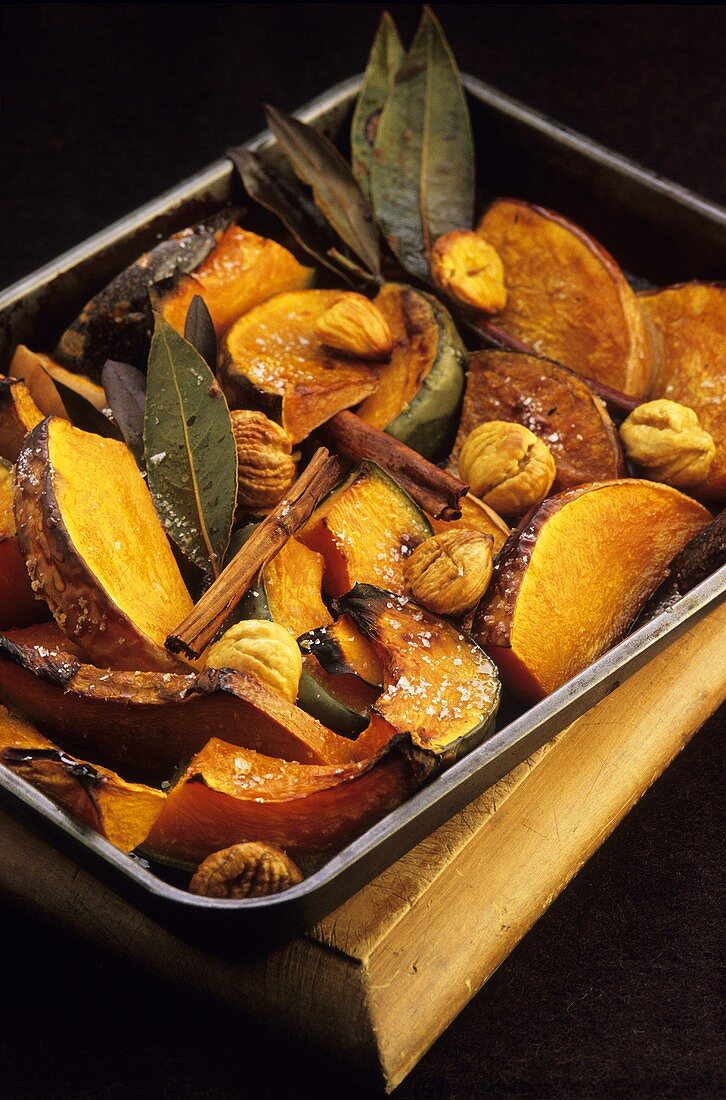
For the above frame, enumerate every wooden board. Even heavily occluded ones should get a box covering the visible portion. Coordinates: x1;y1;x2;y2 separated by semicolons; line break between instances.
0;601;724;1092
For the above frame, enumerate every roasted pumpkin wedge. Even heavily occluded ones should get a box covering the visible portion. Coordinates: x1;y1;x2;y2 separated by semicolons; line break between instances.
0;705;165;852
151;224;313;336
473;480;711;701
334;585;501;765
15;418;194;672
219;290;381;443
0;627;361;783
429;494;510;554
9;345;106;416
299;460;433;598
638;282;726;501
477;199;653;398
54;209;236;376
236;535;379;735
0;378;45;462
448;351;625;491
299;614;385;688
140;737;415;869
356;284;467;460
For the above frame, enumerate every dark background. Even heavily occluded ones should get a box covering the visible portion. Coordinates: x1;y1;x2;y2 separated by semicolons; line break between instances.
1;4;724;1098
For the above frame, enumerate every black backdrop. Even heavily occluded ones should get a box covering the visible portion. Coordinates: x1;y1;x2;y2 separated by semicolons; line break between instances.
1;5;724;1098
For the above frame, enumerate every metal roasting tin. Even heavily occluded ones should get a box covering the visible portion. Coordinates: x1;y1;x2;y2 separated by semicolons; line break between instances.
0;76;724;947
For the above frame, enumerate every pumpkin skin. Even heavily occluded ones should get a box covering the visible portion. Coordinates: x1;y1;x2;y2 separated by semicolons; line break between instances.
357;284;467;461
54;210;237;377
473;480;711;701
0;704;165;853
0;625;363;785
139;737;416;870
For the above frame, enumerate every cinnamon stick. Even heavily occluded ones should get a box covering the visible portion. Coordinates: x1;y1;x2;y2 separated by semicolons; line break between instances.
320;411;467;521
468;318;639;418
167;447;342;659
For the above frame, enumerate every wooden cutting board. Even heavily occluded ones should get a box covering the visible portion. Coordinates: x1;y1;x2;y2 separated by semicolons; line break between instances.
0;600;724;1092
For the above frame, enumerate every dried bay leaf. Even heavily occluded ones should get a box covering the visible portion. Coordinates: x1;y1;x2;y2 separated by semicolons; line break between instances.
370;7;474;281
228;145;348;280
184;294;217;370
144;315;237;579
351;12;404;202
264;104;381;277
102;360;146;462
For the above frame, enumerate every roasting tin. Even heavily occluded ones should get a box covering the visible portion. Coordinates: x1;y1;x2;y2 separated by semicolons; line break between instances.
0;76;724;946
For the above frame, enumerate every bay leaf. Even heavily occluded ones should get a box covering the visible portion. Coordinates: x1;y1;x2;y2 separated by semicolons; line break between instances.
102;359;146;462
370;7;474;280
351;12;404;202
264;104;381;277
228;145;349;281
144;315;237;579
184;294;217;370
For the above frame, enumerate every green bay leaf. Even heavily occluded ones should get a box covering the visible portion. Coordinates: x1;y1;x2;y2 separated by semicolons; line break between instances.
351;13;404;202
144;315;237;579
265;104;381;278
370;7;474;280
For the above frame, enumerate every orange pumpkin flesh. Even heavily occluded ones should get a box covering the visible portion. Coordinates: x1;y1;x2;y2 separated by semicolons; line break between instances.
153;225;313;336
448;351;625;491
0;705;165;852
478;199;653;398
0;379;45;462
429;494;510;555
140;737;413;869
219;290;381;443
473;480;711;701
8;346;70;419
15;418;194;672
299;461;432;598
0;463;49;630
639;282;726;501
0;627;361;784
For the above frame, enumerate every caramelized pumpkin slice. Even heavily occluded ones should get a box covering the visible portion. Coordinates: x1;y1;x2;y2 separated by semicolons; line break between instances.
448;351;625;491
639;282;726;501
8;346;70;418
15;418;193;671
356;284;466;460
429;494;510;555
478;199;653;398
0;705;165;852
0;627;361;784
55;209;236;376
152;224;313;336
0;379;45;462
238;536;379;735
0;463;51;631
473;480;711;701
299;461;432;598
339;585;501;764
140;737;414;869
300;613;385;688
219;290;381;443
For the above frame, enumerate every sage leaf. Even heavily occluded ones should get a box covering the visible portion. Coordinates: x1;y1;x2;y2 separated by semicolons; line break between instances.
264;104;381;277
370;7;474;280
144;315;237;579
184;294;217;370
228;145;349;281
102;359;146;463
351;12;404;202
